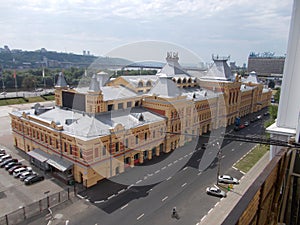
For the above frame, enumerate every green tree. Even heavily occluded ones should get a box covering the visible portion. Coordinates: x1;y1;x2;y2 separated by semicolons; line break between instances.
274;88;281;103
22;75;36;90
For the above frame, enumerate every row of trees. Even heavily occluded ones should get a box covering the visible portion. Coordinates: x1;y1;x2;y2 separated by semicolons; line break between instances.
0;67;87;91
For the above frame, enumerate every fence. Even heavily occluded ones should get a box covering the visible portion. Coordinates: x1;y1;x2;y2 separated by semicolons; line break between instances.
0;188;74;225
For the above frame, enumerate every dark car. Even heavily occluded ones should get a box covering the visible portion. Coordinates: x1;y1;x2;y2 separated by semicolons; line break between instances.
5;162;21;170
234;126;240;131
0;149;5;154
24;175;44;185
264;112;270;116
0;158;18;168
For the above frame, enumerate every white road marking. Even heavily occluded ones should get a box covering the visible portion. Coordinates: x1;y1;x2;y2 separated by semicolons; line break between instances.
179;157;183;160
136;179;142;184
197;172;202;176
94;200;104;204
168;163;173;167
184;155;188;158
232;148;235;151
183;167;188;171
162;196;168;202
222;155;225;159
107;194;115;200
182;182;187;187
155;170;160;174
174;160;178;163
208;208;213;214
239;143;243;145
137;213;144;220
215;202;219;207
200;215;207;222
121;203;128;210
118;189;125;194
162;166;166;170
167;176;172;181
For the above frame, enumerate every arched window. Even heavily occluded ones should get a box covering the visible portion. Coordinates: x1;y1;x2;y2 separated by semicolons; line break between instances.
177;78;182;84
182;78;187;83
138;81;143;87
146;81;152;87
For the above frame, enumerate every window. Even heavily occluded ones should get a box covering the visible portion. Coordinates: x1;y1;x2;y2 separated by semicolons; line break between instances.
136;135;139;144
125;138;129;148
108;104;114;111
138;81;143;87
102;145;107;156
144;133;147;141
64;142;67;152
118;103;123;109
127;102;132;108
153;130;155;138
94;148;98;158
70;144;73;155
115;142;119;152
80;148;84;158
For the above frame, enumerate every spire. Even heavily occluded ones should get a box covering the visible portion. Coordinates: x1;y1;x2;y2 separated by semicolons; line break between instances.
55;72;68;88
89;74;101;92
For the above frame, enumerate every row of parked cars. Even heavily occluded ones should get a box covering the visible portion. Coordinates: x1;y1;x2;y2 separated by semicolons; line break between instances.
0;149;44;185
206;175;240;198
234;112;270;132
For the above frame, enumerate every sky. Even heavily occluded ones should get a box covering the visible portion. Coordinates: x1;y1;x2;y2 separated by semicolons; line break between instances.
0;0;294;66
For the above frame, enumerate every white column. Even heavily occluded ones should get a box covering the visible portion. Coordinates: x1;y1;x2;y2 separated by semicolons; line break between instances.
267;0;299;158
277;0;300;129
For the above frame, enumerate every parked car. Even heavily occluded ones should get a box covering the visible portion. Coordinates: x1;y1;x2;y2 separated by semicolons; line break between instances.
8;165;25;174
0;154;11;163
244;121;250;127
13;167;31;178
5;162;21;170
264;112;270;116
257;115;262;120
239;124;246;129
20;171;37;181
0;158;18;168
206;187;226;198
0;149;5;154
234;126;240;131
218;175;239;184
24;175;44;185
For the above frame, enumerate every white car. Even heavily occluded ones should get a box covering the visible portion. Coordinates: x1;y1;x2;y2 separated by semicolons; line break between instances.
206;187;226;198
13;167;32;178
218;175;239;184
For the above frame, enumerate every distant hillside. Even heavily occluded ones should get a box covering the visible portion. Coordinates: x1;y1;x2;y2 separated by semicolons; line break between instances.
0;50;132;70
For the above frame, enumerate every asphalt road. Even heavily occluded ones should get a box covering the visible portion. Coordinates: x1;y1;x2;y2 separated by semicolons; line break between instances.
71;109;269;225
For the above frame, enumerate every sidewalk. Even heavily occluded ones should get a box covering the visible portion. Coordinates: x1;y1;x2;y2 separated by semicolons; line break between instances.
199;151;270;224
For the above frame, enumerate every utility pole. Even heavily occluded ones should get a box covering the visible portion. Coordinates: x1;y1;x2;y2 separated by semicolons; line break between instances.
216;141;221;185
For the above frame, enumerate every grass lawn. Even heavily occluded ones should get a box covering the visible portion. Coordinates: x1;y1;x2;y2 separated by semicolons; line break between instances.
0;95;54;106
234;144;269;173
0;98;27;106
42;95;55;101
26;96;46;103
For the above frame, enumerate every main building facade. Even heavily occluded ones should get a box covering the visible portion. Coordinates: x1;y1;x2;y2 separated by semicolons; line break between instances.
10;53;272;187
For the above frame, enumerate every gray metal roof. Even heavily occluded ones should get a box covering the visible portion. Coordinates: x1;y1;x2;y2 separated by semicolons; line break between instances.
246;71;259;84
200;59;234;81
27;106;165;140
121;75;159;88
148;75;181;98
55;72;68;87
182;87;220;101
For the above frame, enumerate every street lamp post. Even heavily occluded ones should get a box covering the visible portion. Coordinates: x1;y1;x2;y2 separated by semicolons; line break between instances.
215;141;221;185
